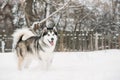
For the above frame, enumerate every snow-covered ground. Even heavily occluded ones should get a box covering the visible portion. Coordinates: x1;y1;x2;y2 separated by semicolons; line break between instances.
0;49;120;80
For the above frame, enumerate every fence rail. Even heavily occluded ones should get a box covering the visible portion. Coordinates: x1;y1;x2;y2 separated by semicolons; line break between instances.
56;31;120;51
0;30;120;52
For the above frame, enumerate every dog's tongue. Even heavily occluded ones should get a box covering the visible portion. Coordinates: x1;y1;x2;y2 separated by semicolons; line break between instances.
50;41;54;46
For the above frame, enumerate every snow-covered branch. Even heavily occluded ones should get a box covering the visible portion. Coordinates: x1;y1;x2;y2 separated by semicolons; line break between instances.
31;0;71;29
1;1;7;11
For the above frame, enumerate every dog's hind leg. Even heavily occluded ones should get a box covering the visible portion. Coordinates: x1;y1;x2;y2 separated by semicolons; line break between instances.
24;55;32;69
16;47;24;70
18;56;24;70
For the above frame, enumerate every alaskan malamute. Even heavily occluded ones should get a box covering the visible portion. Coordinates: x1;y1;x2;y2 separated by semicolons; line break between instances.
12;27;58;70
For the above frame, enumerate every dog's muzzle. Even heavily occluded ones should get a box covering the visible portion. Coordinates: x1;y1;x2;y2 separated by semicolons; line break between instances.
48;38;54;46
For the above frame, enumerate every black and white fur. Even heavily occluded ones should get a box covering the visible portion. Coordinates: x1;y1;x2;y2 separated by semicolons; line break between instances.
12;27;58;70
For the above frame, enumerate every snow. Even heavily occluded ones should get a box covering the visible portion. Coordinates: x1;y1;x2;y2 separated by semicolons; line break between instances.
0;49;120;80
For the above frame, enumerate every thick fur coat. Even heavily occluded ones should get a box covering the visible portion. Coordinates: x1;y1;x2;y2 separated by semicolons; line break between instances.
12;27;57;70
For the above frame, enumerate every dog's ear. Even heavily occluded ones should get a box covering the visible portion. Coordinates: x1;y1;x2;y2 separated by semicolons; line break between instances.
53;27;57;35
53;27;57;32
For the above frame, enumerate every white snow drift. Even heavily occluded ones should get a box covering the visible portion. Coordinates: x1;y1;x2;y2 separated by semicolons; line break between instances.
0;49;120;80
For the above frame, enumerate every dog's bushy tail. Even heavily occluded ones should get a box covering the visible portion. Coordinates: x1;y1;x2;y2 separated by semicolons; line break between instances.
12;28;35;50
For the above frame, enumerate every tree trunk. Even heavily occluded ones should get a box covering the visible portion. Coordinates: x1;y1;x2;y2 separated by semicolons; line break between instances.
95;32;98;50
24;0;34;27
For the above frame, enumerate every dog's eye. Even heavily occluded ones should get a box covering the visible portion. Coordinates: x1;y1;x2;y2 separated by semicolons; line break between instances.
48;34;50;36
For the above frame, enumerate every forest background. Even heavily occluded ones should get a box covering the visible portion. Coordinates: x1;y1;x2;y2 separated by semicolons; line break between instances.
0;0;120;52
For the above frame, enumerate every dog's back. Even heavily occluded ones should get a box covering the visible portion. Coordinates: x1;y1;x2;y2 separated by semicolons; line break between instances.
16;36;37;57
12;28;35;50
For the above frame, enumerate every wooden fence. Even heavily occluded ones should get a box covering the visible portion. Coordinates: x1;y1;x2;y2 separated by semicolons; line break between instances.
56;31;120;51
0;36;13;52
0;30;120;52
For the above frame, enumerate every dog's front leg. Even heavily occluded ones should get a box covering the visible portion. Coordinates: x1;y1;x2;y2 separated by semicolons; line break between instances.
41;60;48;70
43;58;53;70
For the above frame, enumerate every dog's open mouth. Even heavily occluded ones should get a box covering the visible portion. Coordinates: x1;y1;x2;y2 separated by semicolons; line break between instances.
48;40;54;46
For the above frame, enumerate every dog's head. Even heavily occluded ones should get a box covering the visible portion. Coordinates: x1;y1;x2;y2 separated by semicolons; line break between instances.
41;27;58;47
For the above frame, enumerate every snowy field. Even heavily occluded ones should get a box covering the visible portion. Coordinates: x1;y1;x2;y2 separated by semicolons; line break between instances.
0;49;120;80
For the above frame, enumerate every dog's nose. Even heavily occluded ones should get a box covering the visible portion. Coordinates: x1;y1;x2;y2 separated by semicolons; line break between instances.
51;38;54;41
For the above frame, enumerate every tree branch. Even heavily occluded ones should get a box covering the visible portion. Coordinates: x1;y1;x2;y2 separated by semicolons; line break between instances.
31;0;71;29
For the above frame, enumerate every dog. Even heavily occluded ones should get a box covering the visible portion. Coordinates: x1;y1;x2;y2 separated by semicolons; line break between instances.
12;27;58;70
